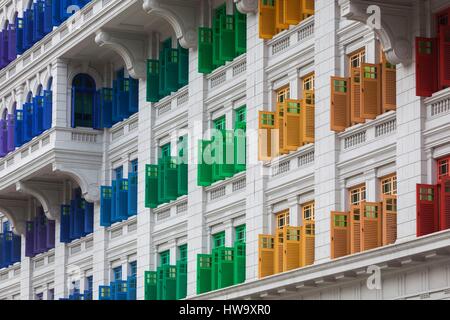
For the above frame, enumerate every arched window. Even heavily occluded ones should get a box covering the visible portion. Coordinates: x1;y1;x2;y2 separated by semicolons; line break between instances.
72;74;96;128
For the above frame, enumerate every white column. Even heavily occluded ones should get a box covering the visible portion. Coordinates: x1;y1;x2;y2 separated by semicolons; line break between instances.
52;58;69;128
365;169;378;202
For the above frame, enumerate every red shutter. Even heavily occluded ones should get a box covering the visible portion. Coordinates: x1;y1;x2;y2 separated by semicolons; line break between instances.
440;178;450;231
415;37;438;97
416;184;439;237
439;25;450;88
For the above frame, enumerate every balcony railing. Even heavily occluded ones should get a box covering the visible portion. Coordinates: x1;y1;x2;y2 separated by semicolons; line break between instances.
206;54;247;91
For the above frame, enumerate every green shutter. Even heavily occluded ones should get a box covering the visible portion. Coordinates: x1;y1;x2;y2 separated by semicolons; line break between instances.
144;271;157;300
211;247;220;291
219;15;236;62
165;48;180;93
213;231;226;248
157;157;166;204
178;136;188;196
220;130;236;178
197;140;213;187
235;225;246;243
156;267;164;300
176;260;187;300
146;59;160;102
164;157;179;201
178;44;189;87
211;133;223;182
196;254;212;294
218;247;235;289
234;242;246;284
159;49;168;96
145;165;159;208
198;28;214;74
234;107;247;173
179;244;188;261
234;8;247;55
213;16;224;67
162;265;177;300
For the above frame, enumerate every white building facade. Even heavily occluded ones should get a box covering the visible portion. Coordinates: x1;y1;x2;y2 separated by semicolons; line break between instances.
0;0;449;301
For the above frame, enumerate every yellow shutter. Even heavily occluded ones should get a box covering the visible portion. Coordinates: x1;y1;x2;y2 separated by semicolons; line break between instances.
382;195;397;246
301;221;315;267
302;90;315;144
258;235;275;278
361;63;382;119
360;202;382;251
259;0;276;40
274;228;284;274
350;205;361;254
284;0;301;25
331;211;350;259
276;0;289;30
283;226;302;271
330;77;351;132
300;0;315;20
276;102;289;155
350;67;364;124
283;99;302;151
381;54;397;112
258;111;277;161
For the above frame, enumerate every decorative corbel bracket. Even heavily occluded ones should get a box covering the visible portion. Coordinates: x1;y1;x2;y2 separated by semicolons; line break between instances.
0;198;29;236
339;0;413;65
235;0;258;14
95;29;147;79
16;181;63;221
142;0;198;49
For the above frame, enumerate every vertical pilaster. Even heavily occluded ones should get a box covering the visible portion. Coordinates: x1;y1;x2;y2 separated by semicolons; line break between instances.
52;58;69;128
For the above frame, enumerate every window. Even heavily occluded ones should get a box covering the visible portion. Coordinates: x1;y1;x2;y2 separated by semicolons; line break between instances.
276;210;290;229
302;202;315;221
349;184;366;206
438;157;449;180
235;225;246;244
160;143;171;158
213;116;226;131
235;106;246;126
381;175;397;196
114;166;123;180
113;266;122;281
130;160;138;174
178;244;187;261
159;250;170;266
349;50;366;72
129;261;137;277
212;231;225;249
303;74;315;91
71;74;96;128
276;86;290;103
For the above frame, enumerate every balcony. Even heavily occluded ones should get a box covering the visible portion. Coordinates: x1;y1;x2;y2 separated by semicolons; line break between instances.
424;88;450;149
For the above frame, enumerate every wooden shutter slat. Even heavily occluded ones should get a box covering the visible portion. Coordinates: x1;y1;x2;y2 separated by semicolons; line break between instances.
274;228;284;273
360;202;382;251
416;184;440;236
415;37;438;97
302;90;315;144
381;53;397;112
330;77;350;132
259;0;276;40
440;25;450;88
258;111;276;160
276;0;289;30
350;205;361;254
283;226;301;271
330;211;350;259
361;63;382;119
301;220;315;267
283;99;302;150
258;235;275;278
350;68;364;124
284;0;301;25
440;178;450;231
382;195;397;246
276;102;289;155
300;0;315;20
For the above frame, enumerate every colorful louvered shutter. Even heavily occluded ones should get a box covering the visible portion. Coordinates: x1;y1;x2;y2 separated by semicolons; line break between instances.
440;178;450;231
283;226;301;271
59;204;70;243
382;195;397;246
145;165;159;208
360;202;382;251
234;9;247;55
350;67;364;124
128;172;138;216
178;137;188;196
416;184;439;237
178;44;189;87
117;179;129;220
234;242;246;284
43;90;52;131
219;130;236;178
7;24;16;62
301;221;315;267
100;186;112;227
144;271;157;300
259;0;276;40
84;201;94;235
330;77;350;132
258;111;276;161
198;28;214;74
164;157;178;201
330;211;349;259
381;53;397;111
25;221;34;257
349;205;361;254
283;100;302;151
415;37;438;97
6;114;15;153
276;102;288;155
258;234;275;278
164;48;179;93
15;18;24;55
439;25;450;88
14;110;23;148
146;59;160;102
196;254;212;294
218;247;235;289
284;0;301;25
176;260;187;300
361;63;381;119
300;0;315;20
274;228;283;273
302;90;315;144
198;140;213;186
276;0;289;30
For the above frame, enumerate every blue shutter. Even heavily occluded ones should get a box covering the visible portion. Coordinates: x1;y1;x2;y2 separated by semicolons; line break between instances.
128;78;139;115
111;180;117;223
71;87;76;128
0;31;6;68
127;276;137;300
99;286;111;300
32;96;44;137
60;205;71;243
84;201;94;235
128;172;137;217
44;0;53;34
118;77;130;120
22;103;33;143
14;110;23;149
43;90;52;131
25;221;34;257
33;1;45;43
114;281;128;300
23;9;33;51
69;199;76;241
52;0;62;26
75;198;85;239
112;80;119;124
99;88;113;128
11;233;21;264
117;179;129;220
15;18;24;55
92;91;100;129
100;186;112;227
46;219;55;249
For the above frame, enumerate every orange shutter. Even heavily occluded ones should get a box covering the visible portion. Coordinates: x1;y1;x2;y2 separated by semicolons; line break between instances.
349;205;361;254
382;195;397;246
330;77;350;132
330;211;350;259
283;226;302;271
283;99;302;151
350;68;364;124
381;54;397;112
301;90;315;144
276;0;289;30
258;235;275;278
301;221;315;267
361;63;382;119
259;0;276;40
284;0;301;25
274;228;284;273
258;111;276;161
276;102;288;155
300;0;314;20
360;202;382;251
